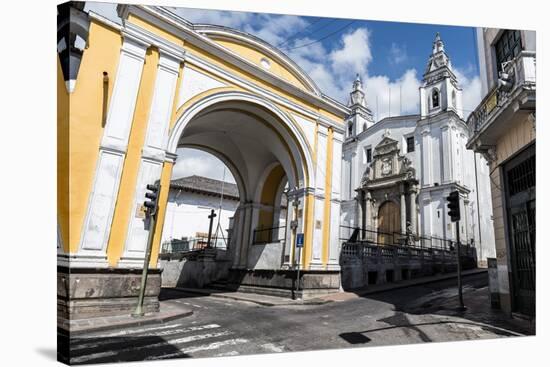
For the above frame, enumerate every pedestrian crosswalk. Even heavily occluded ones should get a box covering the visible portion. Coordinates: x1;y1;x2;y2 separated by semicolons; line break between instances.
68;321;284;364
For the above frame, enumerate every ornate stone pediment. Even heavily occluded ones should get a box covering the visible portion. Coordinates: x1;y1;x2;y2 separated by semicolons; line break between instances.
360;130;416;187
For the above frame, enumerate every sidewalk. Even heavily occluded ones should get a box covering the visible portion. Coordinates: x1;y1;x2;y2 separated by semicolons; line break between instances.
59;300;194;336
322;268;488;302
172;268;488;307
172;286;331;306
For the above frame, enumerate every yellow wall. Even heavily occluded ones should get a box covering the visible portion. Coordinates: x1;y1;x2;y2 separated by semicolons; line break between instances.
62;12;343;271
150;161;175;267
258;165;286;230
126;14;345;124
214;39;311;92
303;193;315;268
105;47;161;266
57;59;70;251
62;19;122;252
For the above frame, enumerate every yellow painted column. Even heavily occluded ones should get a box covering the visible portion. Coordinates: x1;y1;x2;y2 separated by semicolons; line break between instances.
168;62;184;130
150;161;175;267
322;128;334;266
105;47;160;266
302;193;315;268
57;59;70;252
65;21;122;253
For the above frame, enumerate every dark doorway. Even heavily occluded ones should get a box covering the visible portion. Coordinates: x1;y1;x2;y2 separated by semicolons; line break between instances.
504;144;535;317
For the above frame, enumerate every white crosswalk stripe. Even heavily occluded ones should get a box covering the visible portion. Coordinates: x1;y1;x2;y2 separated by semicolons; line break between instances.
145;339;249;360
84;323;182;338
71;324;221;351
69;322;252;364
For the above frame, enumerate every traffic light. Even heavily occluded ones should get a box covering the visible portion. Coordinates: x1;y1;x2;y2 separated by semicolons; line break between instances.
446;190;460;222
144;183;161;217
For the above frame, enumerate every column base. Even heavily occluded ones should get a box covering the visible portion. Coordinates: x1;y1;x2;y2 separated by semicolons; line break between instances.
226;268;341;300
57;266;162;327
117;254;147;269
57;253;109;268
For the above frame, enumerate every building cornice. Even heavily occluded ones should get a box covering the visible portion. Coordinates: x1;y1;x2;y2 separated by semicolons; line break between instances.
118;4;349;119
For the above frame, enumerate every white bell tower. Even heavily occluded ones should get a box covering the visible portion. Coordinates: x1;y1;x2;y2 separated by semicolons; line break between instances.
345;74;373;138
420;33;464;119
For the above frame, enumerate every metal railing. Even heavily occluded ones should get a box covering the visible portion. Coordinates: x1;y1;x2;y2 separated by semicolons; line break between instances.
161;235;229;254
252;226;286;244
339;225;477;266
339;225;475;252
467;51;536;134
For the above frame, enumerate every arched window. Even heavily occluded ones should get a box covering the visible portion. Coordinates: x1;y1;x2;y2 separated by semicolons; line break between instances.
431;88;440;109
348;123;354;137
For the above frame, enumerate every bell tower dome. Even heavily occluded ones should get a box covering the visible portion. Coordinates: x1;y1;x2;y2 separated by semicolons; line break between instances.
420;33;464;119
345;74;373;138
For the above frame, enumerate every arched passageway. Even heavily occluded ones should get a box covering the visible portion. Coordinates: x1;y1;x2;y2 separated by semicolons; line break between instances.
165;91;314;271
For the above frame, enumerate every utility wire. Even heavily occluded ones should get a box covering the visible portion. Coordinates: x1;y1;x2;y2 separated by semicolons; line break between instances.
277;17;329;48
283;20;357;51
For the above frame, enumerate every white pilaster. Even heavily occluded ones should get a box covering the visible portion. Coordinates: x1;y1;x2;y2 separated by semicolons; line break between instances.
409;186;418;235
441;125;453;183
421;129;432;187
74;35;149;268
119;51;182;268
311;125;328;268
400;187;407;234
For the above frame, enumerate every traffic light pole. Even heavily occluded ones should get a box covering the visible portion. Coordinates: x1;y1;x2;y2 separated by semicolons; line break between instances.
132;211;157;317
133;183;161;317
455;221;466;311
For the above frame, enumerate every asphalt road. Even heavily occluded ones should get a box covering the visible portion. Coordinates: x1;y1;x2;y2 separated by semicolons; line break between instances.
66;273;529;364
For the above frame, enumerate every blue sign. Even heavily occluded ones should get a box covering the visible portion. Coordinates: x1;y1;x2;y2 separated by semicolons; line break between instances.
296;233;304;248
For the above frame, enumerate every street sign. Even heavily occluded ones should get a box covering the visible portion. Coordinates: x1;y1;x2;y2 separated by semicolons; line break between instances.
296;233;304;248
135;204;147;219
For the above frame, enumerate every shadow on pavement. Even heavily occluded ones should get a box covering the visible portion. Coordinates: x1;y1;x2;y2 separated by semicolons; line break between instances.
59;332;190;365
345;273;535;337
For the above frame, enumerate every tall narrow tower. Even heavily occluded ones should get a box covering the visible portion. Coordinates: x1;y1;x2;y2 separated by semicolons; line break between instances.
419;33;464;119
345;74;373;139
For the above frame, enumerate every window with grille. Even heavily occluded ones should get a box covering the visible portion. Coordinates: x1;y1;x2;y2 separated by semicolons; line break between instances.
406;136;415;153
495;30;523;72
364;147;372;163
507;154;535;196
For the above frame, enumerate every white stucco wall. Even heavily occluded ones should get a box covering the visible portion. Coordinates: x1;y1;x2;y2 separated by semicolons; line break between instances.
161;189;240;246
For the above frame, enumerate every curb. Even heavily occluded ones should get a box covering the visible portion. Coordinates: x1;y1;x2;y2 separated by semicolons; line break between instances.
62;308;194;336
172;287;332;307
171;269;487;307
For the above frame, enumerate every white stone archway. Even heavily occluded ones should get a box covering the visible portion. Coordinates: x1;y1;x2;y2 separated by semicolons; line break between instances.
166;90;315;270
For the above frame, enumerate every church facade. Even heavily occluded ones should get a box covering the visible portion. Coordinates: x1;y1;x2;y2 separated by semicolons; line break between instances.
341;34;496;265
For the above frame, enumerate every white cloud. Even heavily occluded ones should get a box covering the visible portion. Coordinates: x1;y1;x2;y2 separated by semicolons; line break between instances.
329;28;372;76
174;7;254;29
164;9;481;175
365;69;422;121
244;14;309;46
454;67;482;118
388;43;408;65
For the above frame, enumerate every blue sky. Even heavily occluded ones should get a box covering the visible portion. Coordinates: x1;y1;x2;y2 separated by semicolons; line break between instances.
173;6;483;122
84;2;483;182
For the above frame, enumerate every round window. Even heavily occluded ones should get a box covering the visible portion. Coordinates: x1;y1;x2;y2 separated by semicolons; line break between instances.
260;58;271;69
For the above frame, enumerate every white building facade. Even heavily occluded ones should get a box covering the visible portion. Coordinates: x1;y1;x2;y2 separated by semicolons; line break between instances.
341;34;496;265
161;175;240;249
